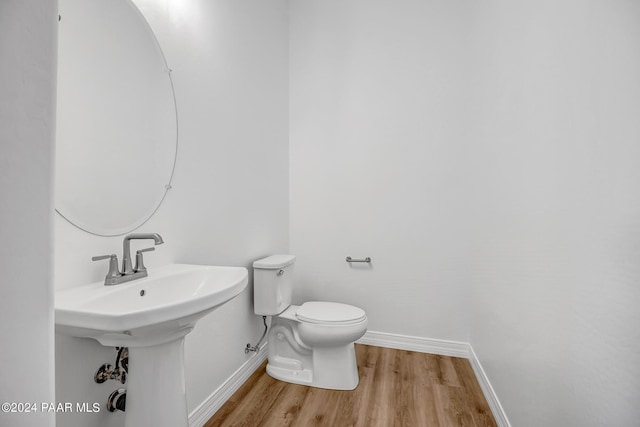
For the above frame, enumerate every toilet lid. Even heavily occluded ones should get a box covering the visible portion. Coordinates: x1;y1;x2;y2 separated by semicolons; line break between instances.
296;302;366;325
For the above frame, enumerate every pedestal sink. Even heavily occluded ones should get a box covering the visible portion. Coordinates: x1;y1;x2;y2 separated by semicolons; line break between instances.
55;264;248;427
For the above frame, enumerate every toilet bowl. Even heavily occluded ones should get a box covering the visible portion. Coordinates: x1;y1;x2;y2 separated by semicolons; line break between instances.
253;255;368;390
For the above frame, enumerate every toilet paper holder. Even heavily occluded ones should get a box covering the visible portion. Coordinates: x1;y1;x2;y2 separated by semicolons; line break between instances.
345;256;371;263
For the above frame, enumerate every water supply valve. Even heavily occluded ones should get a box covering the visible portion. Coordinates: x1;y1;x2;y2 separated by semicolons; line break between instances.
94;347;129;384
94;363;127;384
94;363;113;384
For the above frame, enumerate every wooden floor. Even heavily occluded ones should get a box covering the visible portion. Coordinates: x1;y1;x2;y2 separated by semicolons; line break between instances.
205;344;497;427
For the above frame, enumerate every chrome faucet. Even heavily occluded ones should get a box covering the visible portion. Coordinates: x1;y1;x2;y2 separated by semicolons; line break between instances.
122;233;164;275
92;233;164;286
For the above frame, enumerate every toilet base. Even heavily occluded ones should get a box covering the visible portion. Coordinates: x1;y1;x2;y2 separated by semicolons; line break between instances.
266;308;365;390
266;343;359;390
266;363;313;386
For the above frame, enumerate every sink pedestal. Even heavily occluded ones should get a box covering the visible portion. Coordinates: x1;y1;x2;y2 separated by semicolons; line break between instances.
126;336;189;427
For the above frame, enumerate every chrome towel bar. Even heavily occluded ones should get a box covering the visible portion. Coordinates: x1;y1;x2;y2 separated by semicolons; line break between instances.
345;256;371;263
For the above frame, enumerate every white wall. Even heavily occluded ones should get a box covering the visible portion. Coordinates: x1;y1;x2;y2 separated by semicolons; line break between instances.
289;0;472;341
0;1;57;427
54;1;289;426
291;0;640;425
467;1;640;425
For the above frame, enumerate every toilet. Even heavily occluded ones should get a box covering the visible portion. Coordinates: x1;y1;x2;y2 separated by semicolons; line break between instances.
253;255;368;390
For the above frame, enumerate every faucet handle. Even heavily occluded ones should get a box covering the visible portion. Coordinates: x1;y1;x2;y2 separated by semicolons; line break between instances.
134;247;155;273
92;254;116;262
92;254;121;285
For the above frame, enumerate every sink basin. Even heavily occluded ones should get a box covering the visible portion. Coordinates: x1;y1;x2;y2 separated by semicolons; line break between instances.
56;264;248;346
55;264;248;427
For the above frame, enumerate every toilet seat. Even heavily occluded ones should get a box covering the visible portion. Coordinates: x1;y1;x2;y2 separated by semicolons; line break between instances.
296;301;366;325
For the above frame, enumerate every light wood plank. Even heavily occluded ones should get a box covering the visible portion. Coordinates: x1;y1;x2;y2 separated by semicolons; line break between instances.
259;382;309;427
451;357;496;426
288;386;342;426
204;367;287;427
205;344;497;427
427;354;461;387
406;350;440;426
433;383;476;427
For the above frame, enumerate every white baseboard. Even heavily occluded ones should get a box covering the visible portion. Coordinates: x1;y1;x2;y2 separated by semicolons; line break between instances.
357;330;510;427
467;345;511;427
188;343;268;427
356;330;470;358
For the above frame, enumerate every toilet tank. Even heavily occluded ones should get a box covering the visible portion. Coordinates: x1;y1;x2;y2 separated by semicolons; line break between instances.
252;255;296;315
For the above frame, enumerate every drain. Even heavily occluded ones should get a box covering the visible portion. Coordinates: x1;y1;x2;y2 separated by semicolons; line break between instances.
107;389;126;412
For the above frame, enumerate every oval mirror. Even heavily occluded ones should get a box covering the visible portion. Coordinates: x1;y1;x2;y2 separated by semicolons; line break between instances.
56;0;177;236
